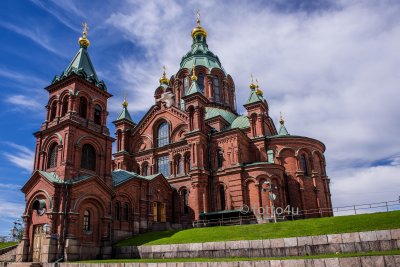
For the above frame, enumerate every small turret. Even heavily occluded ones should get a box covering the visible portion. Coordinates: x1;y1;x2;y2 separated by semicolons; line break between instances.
278;112;289;136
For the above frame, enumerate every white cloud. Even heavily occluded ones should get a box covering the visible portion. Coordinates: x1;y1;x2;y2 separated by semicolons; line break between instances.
5;95;42;110
2;143;35;173
331;158;400;208
0;183;22;190
0;21;59;54
0;68;47;88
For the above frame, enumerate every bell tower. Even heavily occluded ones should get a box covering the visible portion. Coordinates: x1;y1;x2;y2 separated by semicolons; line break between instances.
33;23;114;187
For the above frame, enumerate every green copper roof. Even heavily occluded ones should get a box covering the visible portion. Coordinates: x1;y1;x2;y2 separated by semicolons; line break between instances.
52;47;107;90
112;169;158;187
246;89;264;104
186;79;203;96
180;34;225;73
205;107;237;124
278;123;289;136
115;106;134;123
230;115;250;129
38;170;63;183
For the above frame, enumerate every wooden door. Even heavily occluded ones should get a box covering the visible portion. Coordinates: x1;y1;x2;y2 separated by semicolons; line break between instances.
32;225;44;262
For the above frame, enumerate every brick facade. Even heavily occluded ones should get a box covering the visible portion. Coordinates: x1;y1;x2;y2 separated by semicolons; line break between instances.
17;20;332;262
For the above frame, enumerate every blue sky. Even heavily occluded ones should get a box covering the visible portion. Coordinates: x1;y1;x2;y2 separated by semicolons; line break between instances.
1;0;400;235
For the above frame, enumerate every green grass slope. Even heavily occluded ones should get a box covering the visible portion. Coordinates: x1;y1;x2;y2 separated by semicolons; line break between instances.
118;211;400;246
0;242;17;250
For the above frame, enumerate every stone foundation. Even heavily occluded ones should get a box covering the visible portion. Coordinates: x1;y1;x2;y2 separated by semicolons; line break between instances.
115;229;400;259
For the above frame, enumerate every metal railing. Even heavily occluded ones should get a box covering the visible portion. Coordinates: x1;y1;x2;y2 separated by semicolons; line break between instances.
192;199;400;227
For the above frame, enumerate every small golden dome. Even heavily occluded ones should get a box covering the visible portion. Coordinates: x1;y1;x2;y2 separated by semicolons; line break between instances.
255;79;263;95
159;66;169;84
122;96;128;108
191;64;198;81
279;112;285;125
250;74;256;89
191;11;207;38
78;22;90;48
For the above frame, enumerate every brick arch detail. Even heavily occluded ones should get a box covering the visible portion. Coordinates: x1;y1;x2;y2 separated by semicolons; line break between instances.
72;194;108;215
75;135;104;155
25;189;53;214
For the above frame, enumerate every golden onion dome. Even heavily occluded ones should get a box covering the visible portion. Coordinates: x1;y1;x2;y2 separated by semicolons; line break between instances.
122;96;128;108
191;12;207;38
279;112;285;125
250;76;256;90
255;82;263;96
256;88;263;96
159;66;169;84
78;22;90;48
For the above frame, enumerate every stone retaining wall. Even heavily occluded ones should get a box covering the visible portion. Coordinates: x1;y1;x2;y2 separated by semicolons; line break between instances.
0;246;17;257
2;256;398;267
116;229;400;259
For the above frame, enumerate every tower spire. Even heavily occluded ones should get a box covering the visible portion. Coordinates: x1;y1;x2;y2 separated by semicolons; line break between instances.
78;22;90;48
278;112;289;136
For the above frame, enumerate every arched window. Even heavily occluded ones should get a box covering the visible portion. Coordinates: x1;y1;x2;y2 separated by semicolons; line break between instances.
198;73;204;93
50;101;57;121
124;203;129;221
251;113;257;137
184;154;191;174
219;185;226;210
142;162;149;176
217;149;223;169
176;156;182;175
157;122;169;147
47;143;58;168
183;76;190;95
214;78;220;103
81;144;96;171
157;156;169;177
83;210;90;231
300;155;309;176
115;202;120;220
61;97;68;117
183;189;189;214
79;97;87;118
117;130;122;151
94;104;102;125
225;86;230;106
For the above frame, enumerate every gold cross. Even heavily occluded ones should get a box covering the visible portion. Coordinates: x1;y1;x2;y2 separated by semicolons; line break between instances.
196;9;201;26
163;65;166;74
82;22;89;37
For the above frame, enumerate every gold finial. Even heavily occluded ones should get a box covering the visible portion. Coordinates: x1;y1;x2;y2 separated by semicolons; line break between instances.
78;22;90;48
196;9;201;26
159;65;169;84
250;74;256;89
279;112;284;125
122;94;128;108
255;79;263;96
191;9;208;38
191;64;198;81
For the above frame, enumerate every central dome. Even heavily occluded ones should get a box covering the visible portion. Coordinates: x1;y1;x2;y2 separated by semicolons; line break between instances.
179;17;225;73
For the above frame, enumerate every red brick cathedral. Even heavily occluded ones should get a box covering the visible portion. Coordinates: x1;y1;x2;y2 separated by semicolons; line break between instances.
17;19;332;262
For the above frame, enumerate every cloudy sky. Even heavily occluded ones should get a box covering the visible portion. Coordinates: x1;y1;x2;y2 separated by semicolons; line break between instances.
0;0;399;235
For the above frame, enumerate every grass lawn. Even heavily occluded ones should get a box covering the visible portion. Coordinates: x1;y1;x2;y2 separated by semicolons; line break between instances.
118;211;400;246
77;250;400;263
0;242;17;250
